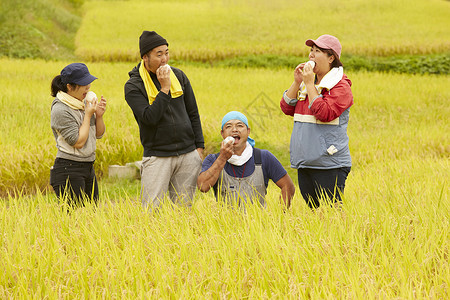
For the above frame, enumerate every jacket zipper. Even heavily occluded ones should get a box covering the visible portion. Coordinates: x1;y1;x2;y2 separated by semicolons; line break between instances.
167;104;179;155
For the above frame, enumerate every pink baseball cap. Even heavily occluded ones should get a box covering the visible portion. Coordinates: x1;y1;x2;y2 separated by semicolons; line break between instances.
305;34;342;58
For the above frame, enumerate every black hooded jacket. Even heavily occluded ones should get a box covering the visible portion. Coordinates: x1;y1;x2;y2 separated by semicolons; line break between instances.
124;62;204;157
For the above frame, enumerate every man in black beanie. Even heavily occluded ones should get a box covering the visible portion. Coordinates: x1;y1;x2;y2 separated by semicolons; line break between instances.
124;30;204;210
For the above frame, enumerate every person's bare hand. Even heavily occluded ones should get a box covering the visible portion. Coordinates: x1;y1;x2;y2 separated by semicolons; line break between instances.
196;148;204;160
219;138;234;160
294;63;305;84
95;96;107;117
85;98;97;116
302;63;315;85
156;65;171;94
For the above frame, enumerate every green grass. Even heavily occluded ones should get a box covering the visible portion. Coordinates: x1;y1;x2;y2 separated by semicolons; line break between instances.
216;53;450;75
0;0;82;59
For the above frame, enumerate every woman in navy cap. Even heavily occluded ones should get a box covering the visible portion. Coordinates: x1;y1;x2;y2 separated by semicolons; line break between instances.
280;34;354;209
49;63;107;208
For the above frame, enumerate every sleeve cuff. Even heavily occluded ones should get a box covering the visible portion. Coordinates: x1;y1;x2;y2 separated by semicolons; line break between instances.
308;94;323;109
283;90;298;106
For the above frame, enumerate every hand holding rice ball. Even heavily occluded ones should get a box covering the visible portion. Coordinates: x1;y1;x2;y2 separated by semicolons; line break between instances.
160;64;171;72
223;136;235;145
305;60;315;70
84;91;98;109
85;91;97;103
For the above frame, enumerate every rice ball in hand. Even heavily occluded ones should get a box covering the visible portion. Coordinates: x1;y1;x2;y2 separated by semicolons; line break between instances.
223;136;235;145
85;91;97;104
305;61;315;69
161;64;171;72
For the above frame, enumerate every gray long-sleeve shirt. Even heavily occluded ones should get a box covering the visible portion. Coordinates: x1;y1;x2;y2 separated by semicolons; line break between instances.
51;98;98;162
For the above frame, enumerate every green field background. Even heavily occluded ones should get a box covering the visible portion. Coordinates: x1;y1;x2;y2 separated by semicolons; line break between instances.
1;0;449;298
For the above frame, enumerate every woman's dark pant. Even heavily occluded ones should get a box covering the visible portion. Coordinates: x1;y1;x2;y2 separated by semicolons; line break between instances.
297;167;351;209
50;158;98;208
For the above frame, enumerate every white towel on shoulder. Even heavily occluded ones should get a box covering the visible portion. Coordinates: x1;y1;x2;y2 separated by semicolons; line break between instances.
297;67;344;101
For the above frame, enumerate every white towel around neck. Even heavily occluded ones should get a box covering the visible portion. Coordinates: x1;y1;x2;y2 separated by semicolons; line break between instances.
227;141;253;166
297;66;344;101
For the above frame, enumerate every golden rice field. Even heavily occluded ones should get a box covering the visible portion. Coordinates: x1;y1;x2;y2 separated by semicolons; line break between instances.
1;188;448;298
1;0;449;297
75;0;450;61
1;57;449;297
1;58;448;196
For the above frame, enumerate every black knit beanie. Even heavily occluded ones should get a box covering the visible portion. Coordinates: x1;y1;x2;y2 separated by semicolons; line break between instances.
139;31;168;58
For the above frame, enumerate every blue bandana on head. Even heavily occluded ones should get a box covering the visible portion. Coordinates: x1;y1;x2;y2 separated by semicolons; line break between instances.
221;111;255;147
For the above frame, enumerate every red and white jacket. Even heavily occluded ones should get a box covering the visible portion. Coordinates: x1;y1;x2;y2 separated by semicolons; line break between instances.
280;71;354;169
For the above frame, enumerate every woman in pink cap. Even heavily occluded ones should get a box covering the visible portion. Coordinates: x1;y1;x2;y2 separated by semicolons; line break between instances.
280;34;354;209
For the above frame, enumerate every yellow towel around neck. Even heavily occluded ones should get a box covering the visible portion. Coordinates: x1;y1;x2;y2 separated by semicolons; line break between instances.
139;60;183;104
57;91;84;110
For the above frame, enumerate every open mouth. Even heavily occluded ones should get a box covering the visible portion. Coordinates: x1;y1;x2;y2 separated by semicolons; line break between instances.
232;135;240;144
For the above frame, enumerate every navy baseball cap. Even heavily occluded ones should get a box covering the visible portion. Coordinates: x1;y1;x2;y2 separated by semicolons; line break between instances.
60;63;97;85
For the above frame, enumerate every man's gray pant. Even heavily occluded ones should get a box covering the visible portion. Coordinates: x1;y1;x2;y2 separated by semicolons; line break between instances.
140;150;202;209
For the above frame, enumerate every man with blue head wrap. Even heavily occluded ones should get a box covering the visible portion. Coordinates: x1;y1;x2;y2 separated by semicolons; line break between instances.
220;111;255;147
198;111;295;209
